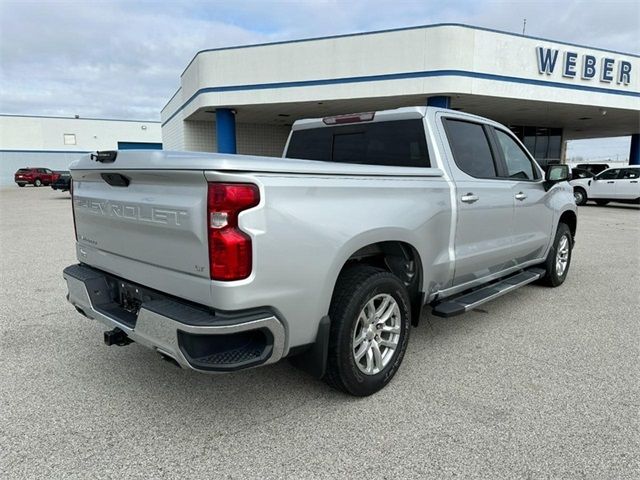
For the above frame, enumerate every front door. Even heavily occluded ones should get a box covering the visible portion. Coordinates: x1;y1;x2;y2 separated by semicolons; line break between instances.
439;117;516;287
492;128;554;263
591;168;620;199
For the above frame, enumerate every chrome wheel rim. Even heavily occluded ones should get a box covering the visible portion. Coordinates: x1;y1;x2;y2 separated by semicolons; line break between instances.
556;235;570;277
573;191;583;204
352;293;401;375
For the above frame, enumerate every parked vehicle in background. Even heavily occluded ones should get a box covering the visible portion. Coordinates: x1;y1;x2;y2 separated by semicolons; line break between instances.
570;166;640;206
14;167;56;187
63;106;576;396
50;171;71;192
570;168;594;180
576;163;610;176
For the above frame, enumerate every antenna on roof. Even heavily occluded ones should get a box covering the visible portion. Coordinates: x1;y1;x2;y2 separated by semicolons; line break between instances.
522;18;527;35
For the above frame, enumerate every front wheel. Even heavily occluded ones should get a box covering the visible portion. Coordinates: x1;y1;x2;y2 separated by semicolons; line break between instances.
573;188;587;206
324;266;411;396
539;223;573;287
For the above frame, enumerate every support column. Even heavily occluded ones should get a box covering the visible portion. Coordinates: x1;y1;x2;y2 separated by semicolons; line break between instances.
630;134;640;165
426;96;451;109
560;139;568;164
216;108;237;154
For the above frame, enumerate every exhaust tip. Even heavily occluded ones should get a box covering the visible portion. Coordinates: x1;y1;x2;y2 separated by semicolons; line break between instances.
158;350;182;369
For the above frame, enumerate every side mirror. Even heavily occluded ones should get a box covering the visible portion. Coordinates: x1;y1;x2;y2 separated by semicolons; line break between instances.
546;164;569;182
544;164;569;191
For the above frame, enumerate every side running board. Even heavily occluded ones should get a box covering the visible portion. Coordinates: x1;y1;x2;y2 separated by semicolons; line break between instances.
431;268;545;318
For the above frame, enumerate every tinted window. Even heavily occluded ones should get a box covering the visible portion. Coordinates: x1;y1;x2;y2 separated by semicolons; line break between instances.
17;168;30;173
494;129;539;180
598;169;620;180
620;169;639;179
286;119;429;167
444;120;497;178
571;169;593;179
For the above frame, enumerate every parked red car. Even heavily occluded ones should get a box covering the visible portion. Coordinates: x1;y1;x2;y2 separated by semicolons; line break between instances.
14;167;57;187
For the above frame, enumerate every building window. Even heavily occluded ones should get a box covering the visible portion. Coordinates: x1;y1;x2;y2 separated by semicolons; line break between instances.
508;126;562;166
63;133;76;145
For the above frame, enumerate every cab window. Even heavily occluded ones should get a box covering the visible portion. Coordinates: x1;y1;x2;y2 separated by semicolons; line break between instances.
286;119;430;167
494;129;539;180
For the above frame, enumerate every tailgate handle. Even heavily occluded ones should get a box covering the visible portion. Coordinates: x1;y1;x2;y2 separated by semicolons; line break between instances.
91;150;117;163
101;173;130;187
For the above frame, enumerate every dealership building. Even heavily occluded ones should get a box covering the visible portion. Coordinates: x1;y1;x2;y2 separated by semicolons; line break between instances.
0;115;161;185
161;23;639;166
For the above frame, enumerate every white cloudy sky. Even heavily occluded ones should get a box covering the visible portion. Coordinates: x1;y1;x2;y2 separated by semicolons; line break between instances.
0;0;638;159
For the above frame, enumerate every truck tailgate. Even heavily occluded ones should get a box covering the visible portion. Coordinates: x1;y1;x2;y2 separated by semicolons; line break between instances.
72;168;209;281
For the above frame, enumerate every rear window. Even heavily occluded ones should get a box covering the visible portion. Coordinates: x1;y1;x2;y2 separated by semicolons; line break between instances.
17;168;30;173
286;119;430;168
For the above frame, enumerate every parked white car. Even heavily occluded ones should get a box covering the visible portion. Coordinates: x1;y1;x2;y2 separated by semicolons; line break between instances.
570;165;640;206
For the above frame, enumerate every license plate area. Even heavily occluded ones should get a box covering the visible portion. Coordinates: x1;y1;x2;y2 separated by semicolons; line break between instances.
86;275;164;329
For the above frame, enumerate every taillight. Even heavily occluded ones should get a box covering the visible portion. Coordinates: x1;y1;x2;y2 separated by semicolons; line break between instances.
207;183;259;281
70;179;77;241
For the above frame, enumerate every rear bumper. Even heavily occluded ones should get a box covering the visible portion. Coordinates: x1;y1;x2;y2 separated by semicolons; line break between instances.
63;264;286;372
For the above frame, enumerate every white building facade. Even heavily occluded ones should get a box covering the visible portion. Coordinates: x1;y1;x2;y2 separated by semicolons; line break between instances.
161;23;639;165
0;115;161;185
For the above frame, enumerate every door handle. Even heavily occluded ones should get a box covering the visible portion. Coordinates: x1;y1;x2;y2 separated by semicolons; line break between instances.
461;193;479;204
606;181;615;184
515;192;527;201
631;181;638;183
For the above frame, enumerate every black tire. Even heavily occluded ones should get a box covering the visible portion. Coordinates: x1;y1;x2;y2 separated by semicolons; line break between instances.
17;183;25;187
34;178;42;187
324;265;411;396
573;187;587;206
539;223;573;287
595;200;609;206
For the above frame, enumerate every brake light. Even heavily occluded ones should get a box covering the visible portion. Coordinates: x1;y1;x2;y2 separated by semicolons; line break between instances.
207;183;260;281
322;112;375;125
70;179;78;241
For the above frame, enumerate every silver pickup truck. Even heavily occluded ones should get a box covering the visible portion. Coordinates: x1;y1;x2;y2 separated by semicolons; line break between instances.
63;106;576;396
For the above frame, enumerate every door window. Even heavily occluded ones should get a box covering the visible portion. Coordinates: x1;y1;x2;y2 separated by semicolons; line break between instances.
620;169;639;179
444;119;497;178
494;129;539;180
597;169;620;180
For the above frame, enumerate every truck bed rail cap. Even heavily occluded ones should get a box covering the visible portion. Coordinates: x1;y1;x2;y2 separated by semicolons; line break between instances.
69;150;443;177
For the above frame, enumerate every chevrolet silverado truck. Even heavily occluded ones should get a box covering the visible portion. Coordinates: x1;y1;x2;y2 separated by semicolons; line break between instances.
63;107;576;396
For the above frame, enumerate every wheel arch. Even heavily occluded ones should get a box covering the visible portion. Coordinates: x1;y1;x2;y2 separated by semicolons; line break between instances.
559;209;577;241
332;239;425;327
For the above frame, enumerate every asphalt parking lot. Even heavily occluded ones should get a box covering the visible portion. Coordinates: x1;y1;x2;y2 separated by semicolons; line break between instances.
1;186;638;479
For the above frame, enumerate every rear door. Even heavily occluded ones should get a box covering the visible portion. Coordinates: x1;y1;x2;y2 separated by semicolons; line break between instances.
491;127;553;263
591;169;620;199
440;117;516;286
617;168;640;200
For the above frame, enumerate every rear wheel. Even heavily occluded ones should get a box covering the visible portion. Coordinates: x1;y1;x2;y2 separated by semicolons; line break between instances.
324;265;411;396
34;178;42;187
539;223;572;287
595;200;609;206
17;183;25;187
573;188;587;206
